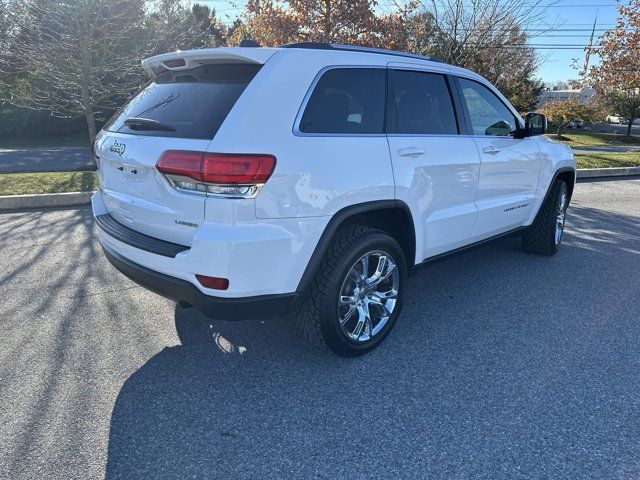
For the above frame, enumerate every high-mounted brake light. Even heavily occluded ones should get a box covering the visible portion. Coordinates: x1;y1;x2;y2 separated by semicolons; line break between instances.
163;58;186;68
156;150;276;198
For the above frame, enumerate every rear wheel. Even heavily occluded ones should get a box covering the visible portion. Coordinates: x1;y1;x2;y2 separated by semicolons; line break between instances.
522;179;569;255
296;225;407;356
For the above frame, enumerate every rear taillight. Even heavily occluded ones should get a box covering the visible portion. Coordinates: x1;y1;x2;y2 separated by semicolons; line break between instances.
156;150;276;198
202;153;276;184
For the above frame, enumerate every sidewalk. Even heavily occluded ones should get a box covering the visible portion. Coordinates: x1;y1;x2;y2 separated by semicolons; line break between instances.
572;145;640;154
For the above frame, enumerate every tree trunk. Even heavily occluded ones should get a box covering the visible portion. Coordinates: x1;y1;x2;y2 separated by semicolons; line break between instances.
556;124;562;138
323;0;332;42
78;19;96;144
84;104;97;144
627;120;633;136
79;74;96;143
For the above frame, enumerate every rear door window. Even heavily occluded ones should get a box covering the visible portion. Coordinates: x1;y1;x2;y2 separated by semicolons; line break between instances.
105;63;261;139
298;68;385;134
388;70;458;135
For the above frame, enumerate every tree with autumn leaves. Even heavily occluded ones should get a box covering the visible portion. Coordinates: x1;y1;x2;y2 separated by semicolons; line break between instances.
540;98;603;138
582;0;640;136
229;0;409;50
230;0;547;112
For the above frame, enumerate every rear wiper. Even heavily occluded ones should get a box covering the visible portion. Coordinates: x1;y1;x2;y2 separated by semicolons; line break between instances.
123;117;176;132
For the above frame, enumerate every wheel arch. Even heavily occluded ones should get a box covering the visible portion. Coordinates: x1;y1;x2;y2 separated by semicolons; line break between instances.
556;169;576;201
296;200;416;293
531;166;576;225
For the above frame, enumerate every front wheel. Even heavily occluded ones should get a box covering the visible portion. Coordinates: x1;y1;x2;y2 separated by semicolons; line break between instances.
522;179;569;255
296;225;407;356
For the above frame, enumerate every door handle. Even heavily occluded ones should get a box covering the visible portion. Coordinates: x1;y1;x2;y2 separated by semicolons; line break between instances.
397;147;425;158
482;145;501;155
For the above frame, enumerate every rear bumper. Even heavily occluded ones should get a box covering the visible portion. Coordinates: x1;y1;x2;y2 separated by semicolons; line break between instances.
92;189;327;297
103;246;300;321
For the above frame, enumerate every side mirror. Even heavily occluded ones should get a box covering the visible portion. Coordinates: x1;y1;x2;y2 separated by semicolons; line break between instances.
485;120;512;136
525;112;547;136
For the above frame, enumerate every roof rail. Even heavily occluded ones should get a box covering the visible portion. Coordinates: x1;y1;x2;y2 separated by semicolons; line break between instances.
279;42;442;63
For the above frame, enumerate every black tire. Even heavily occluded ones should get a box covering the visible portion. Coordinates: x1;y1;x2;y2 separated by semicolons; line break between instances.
522;179;569;255
296;225;407;356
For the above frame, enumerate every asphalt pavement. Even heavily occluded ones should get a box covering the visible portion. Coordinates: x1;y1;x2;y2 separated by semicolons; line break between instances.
1;179;639;479
0;147;95;173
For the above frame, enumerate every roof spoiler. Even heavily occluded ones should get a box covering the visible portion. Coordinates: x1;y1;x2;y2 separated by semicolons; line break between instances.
141;47;278;75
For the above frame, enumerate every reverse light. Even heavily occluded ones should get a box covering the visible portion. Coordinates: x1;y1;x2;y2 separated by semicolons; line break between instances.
156;151;276;198
195;274;229;290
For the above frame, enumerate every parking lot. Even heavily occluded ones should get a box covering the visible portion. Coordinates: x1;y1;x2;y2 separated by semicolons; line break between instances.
1;179;639;479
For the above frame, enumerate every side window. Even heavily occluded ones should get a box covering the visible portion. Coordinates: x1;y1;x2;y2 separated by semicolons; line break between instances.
459;78;519;136
299;68;385;134
389;70;458;135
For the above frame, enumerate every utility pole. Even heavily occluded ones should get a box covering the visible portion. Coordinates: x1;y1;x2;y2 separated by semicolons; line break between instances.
582;10;598;78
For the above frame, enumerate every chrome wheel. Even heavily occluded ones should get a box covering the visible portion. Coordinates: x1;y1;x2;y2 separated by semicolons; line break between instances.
555;187;568;245
337;250;400;343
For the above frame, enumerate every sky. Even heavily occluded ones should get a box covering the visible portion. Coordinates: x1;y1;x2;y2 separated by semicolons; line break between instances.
197;0;628;84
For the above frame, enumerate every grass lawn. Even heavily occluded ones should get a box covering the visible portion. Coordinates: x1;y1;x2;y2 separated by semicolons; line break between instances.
575;152;640;169
0;132;89;149
0;171;98;196
546;130;640;147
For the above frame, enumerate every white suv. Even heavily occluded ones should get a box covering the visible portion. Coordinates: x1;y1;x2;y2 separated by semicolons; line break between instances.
93;43;576;356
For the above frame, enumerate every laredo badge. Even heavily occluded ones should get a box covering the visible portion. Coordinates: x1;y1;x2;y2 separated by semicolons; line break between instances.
109;140;126;156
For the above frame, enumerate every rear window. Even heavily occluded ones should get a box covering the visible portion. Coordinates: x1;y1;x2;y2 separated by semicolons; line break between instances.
298;68;385;134
104;63;261;139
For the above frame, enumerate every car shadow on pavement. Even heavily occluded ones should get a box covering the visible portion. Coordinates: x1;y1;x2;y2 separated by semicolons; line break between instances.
104;204;640;479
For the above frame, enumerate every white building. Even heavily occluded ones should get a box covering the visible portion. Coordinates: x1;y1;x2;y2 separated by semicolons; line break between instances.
538;87;595;107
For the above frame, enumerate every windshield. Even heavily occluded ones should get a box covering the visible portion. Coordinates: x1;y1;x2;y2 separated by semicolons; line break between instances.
104;63;261;139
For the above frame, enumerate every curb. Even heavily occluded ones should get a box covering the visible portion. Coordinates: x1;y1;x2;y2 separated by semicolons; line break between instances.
0;191;94;211
576;166;640;179
1;166;639;211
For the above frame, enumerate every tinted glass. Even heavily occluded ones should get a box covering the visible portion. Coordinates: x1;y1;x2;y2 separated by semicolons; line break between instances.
299;68;385;134
390;70;458;135
105;64;261;139
459;78;518;136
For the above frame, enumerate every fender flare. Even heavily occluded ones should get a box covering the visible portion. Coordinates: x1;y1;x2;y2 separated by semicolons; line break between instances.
295;200;415;293
531;166;576;225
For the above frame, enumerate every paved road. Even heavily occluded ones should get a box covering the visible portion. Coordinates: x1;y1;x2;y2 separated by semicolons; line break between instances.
1;180;640;479
0;147;94;173
589;122;640;135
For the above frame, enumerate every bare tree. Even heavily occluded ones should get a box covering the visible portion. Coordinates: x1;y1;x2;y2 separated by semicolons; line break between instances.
145;0;228;52
405;0;555;110
0;0;150;142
